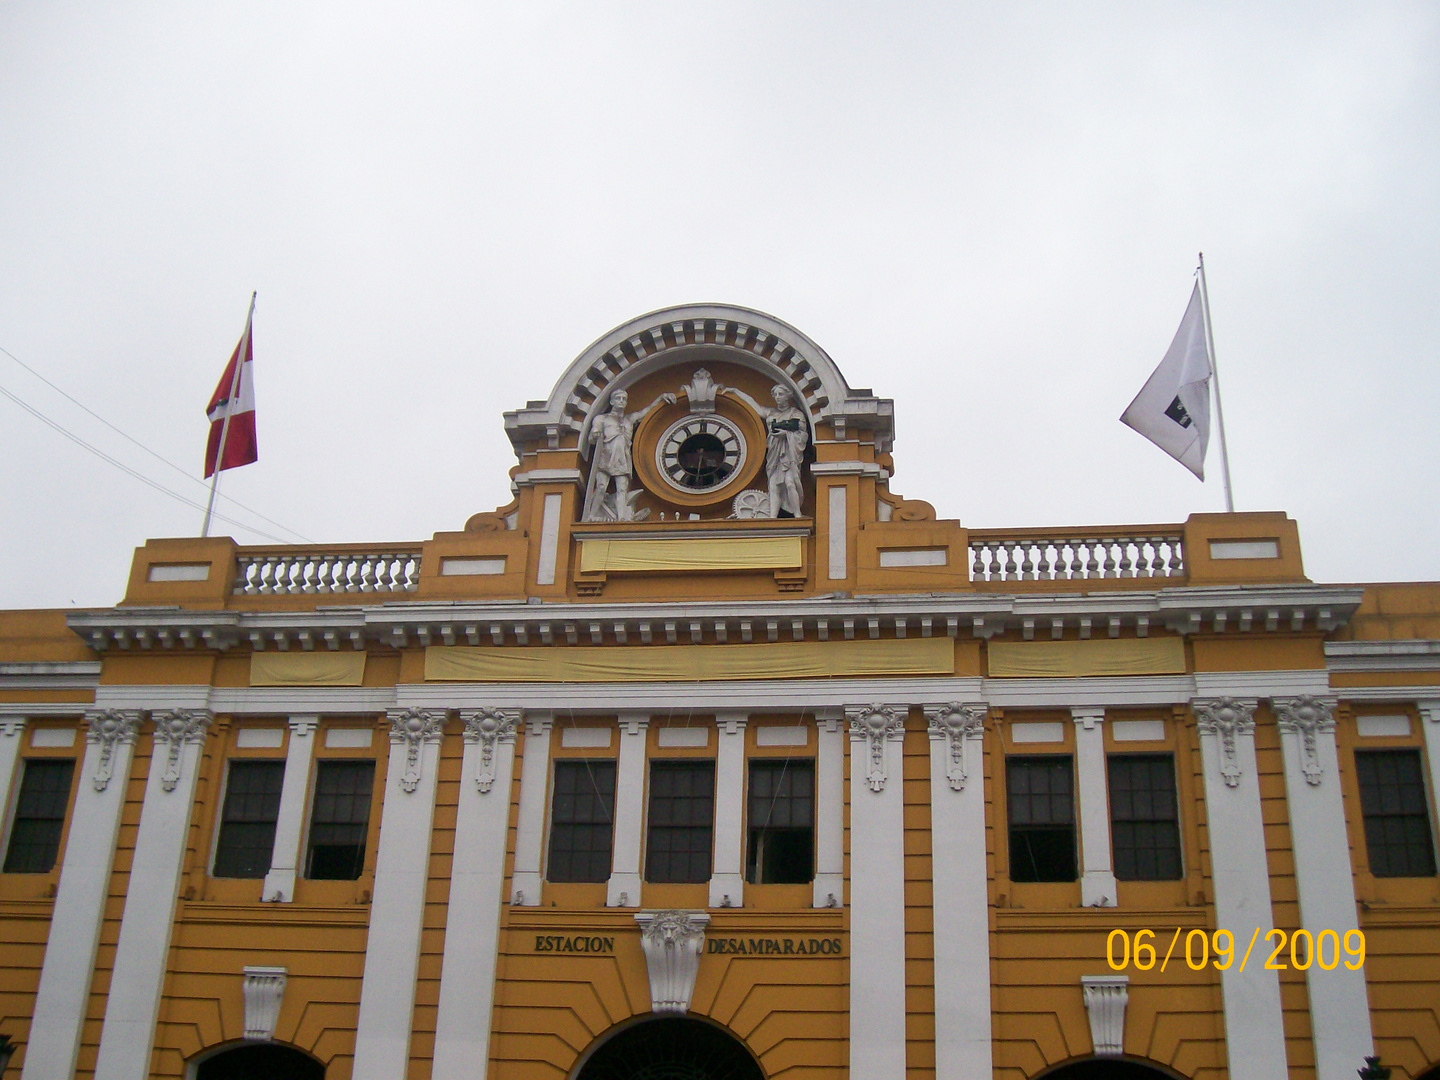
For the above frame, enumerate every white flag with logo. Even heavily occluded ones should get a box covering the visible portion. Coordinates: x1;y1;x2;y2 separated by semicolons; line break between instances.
1121;282;1212;479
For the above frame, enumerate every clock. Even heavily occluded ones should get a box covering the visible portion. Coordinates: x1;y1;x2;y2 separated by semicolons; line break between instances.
654;414;748;494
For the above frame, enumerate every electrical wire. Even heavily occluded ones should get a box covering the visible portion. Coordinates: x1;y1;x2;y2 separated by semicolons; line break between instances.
0;342;312;543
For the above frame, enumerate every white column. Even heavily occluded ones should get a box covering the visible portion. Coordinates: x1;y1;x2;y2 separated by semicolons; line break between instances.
813;711;844;908
261;715;318;902
1192;697;1288;1080
509;712;552;906
1272;696;1373;1080
846;704;908;1080
1420;701;1440;842
94;710;213;1080
0;715;26;813
709;712;747;908
433;709;519;1080
1072;706;1117;908
22;711;141;1080
535;493;562;586
925;704;992;1080
827;485;847;580
351;709;446;1080
608;713;649;907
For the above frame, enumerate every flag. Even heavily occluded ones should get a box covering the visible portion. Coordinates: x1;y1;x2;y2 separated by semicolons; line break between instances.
1121;282;1212;480
204;302;258;478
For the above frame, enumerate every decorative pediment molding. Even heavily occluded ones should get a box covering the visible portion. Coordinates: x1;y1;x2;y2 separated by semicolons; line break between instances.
1192;697;1257;788
460;708;519;793
924;703;986;792
847;704;907;792
635;910;710;1013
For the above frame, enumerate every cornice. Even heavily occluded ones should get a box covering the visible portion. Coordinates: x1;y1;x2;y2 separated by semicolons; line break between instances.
1324;639;1440;673
66;583;1363;653
0;661;101;691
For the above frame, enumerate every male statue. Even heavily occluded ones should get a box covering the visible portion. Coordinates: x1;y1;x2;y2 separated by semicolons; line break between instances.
582;389;677;521
718;383;809;518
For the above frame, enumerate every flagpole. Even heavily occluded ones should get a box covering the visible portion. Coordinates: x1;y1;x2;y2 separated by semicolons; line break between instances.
202;292;256;537
1196;254;1235;513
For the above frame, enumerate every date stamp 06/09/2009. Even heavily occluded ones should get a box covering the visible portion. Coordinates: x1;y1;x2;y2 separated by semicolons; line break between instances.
1105;928;1366;974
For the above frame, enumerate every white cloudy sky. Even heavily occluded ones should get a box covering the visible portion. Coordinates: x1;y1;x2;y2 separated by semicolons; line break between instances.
2;3;1437;609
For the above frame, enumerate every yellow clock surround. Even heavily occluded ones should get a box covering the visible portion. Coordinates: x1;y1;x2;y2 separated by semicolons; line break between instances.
632;396;766;510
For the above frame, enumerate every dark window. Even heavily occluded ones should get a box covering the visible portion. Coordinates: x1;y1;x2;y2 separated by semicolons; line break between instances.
1007;756;1077;882
212;761;285;879
1108;755;1182;881
747;760;814;884
1355;749;1436;878
197;1043;326;1080
548;760;616;883
305;760;375;880
646;761;714;883
3;759;75;873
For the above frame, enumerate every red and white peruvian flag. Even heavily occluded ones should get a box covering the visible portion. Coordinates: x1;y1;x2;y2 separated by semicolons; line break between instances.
204;297;258;478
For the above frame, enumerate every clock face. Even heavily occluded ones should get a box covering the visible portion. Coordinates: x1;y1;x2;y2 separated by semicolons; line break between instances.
655;414;748;494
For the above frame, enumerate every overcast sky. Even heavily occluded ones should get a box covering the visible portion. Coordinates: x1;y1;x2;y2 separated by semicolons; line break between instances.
2;3;1437;609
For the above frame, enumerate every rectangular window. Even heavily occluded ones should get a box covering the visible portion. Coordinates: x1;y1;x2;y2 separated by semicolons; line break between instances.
3;759;75;874
1108;754;1182;881
747;759;814;884
645;761;715;884
548;760;617;883
212;760;285;879
1007;756;1076;882
305;760;375;881
1355;749;1437;878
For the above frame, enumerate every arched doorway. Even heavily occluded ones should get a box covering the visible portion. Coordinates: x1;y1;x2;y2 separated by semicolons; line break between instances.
1035;1058;1187;1080
194;1043;325;1080
575;1016;765;1080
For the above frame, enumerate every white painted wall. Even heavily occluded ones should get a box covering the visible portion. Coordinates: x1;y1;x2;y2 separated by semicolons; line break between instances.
607;713;648;907
709;713;746;908
813;713;844;908
261;716;318;902
510;713;552;906
0;717;26;822
1072;706;1117;908
828;486;847;580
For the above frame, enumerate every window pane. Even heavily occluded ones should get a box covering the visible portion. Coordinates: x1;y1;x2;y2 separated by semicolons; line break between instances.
747;760;814;884
306;760;375;881
1108;755;1182;881
646;761;714;883
549;760;617;883
213;761;285;879
1007;756;1076;882
3;759;75;874
1356;750;1436;878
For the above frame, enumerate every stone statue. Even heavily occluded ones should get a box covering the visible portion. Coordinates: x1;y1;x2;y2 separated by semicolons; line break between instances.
718;384;809;518
582;389;676;521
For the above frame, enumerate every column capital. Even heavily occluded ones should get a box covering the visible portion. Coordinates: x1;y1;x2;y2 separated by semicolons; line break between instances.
287;714;319;737
924;703;986;793
151;709;214;793
388;708;447;793
715;710;748;736
1192;697;1257;789
523;710;554;736
846;704;907;793
0;714;27;737
460;709;520;794
619;712;650;737
1272;695;1337;787
1071;705;1106;729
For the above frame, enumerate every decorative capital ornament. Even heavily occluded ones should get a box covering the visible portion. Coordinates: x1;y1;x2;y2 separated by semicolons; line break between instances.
85;709;143;792
241;966;287;1041
1272;695;1337;786
635;910;710;1013
1192;697;1256;788
1081;974;1129;1056
461;708;519;793
151;710;214;792
389;708;446;792
681;368;718;413
924;703;987;792
846;704;907;792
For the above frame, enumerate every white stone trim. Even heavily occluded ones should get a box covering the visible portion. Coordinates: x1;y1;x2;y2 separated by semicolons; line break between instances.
511;468;584;488
510;713;553;906
1325;639;1440;672
658;727;709;748
561;726;612;748
925;704;992;1080
810;460;886;478
93;711;213;1080
1421;703;1440;870
432;710;519;1079
1192;696;1288;1079
1273;696;1374;1080
22;712;141;1080
635;910;710;1013
849;703;908;1080
709;713;747;908
813;712;844;908
242;966;287;1041
262;717;319;903
608;713;649;907
1355;715;1411;738
1112;719;1165;742
536;493;562;586
1010;721;1065;744
828;485;847;581
1081;975;1129;1056
0;716;26;841
350;719;444;1080
1072;707;1117;908
1193;669;1330;698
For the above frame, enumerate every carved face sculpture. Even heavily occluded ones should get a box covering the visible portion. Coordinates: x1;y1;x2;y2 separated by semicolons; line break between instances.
610;390;629;412
771;385;793;408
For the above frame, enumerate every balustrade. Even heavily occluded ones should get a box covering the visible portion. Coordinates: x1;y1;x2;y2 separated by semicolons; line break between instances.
232;550;422;595
968;531;1184;583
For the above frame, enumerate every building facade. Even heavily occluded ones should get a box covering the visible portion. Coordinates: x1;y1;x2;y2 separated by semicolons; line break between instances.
0;303;1438;1080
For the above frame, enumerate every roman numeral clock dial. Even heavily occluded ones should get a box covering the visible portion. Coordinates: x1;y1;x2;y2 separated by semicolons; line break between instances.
655;414;747;494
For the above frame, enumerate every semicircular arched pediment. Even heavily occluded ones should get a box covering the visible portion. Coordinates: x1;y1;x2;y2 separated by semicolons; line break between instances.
504;304;893;458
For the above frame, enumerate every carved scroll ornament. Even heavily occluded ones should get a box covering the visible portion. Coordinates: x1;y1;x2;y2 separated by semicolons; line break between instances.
151;710;214;792
1272;695;1337;786
389;708;446;792
85;710;142;792
461;708;519;793
847;704;907;792
924;703;987;792
1193;697;1256;788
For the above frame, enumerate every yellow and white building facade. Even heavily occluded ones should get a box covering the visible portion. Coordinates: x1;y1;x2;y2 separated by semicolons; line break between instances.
1;304;1438;1080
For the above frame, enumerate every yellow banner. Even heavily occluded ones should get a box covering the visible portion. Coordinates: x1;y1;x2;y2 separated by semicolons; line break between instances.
987;637;1186;678
250;652;367;687
578;535;804;573
425;638;953;683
